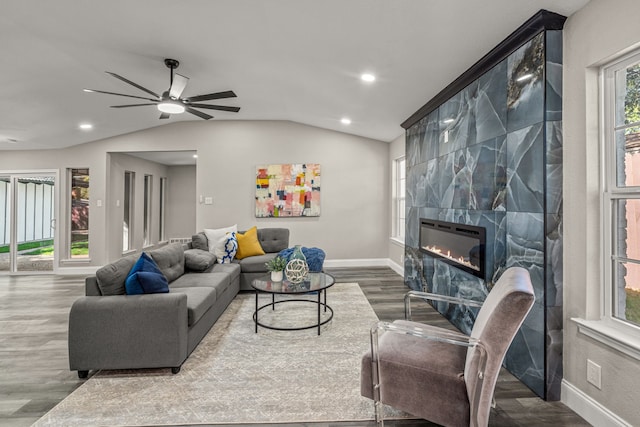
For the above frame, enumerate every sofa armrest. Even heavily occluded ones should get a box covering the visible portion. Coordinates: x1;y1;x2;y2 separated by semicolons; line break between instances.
85;276;101;296
68;293;189;372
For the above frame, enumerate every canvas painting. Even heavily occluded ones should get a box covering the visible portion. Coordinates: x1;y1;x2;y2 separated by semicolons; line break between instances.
255;163;321;217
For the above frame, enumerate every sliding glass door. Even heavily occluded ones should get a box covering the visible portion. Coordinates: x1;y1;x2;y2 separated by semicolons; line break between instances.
0;173;56;273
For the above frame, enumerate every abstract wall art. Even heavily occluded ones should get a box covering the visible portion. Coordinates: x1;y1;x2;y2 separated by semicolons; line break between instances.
255;163;321;217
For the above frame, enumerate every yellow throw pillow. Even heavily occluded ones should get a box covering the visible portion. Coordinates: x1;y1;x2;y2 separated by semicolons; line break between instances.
235;226;265;260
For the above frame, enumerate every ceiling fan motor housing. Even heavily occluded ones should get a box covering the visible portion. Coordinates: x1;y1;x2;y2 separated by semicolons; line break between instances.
164;58;179;70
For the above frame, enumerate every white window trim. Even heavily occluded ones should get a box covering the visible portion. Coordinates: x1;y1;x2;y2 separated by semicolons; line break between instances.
391;156;405;242
573;49;640;361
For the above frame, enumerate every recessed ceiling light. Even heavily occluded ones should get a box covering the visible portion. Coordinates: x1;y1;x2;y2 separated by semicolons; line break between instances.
516;73;533;82
341;117;352;125
361;73;376;83
193;154;198;158
79;123;93;130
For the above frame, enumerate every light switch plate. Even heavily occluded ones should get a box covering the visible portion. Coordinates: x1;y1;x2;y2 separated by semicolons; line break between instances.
204;197;213;205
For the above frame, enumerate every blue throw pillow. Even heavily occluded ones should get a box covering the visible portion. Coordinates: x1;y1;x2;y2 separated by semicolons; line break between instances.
278;247;326;272
133;271;169;294
125;252;165;295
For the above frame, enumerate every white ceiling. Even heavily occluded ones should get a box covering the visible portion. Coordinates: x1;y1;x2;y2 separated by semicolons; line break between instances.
0;0;590;151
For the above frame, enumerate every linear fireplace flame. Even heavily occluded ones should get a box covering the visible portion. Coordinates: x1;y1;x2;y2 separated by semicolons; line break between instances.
422;245;480;272
420;219;486;279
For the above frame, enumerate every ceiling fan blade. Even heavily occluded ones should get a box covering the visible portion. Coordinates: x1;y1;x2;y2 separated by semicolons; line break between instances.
188;104;241;113
186;107;213;120
169;73;189;99
159;112;170;119
106;72;160;98
84;88;158;102
110;103;158;108
185;90;236;103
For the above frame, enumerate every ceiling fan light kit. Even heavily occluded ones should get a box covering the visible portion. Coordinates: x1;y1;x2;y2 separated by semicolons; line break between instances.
157;100;185;114
84;58;239;120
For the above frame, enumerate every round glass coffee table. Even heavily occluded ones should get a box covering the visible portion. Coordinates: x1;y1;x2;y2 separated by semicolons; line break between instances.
251;272;335;335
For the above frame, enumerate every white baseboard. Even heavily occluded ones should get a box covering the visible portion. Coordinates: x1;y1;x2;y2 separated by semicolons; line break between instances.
324;258;404;276
562;380;632;427
387;259;404;276
51;259;405;277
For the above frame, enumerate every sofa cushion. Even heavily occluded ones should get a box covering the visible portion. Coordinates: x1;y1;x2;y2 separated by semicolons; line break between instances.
184;249;216;272
235;226;266;260
211;263;241;282
149;243;185;283
125;252;167;295
170;271;231;290
236;253;277;273
95;254;138;296
257;228;290;253
170;287;217;326
191;233;209;251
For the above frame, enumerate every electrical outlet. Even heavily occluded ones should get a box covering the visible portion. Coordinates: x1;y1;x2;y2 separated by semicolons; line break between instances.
587;359;601;389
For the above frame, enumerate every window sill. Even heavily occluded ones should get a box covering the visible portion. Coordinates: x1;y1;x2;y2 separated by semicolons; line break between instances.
122;249;137;256
60;258;92;264
389;237;405;247
572;317;640;361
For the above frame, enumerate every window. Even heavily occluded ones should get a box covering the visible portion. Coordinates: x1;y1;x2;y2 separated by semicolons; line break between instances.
602;51;640;331
69;168;89;259
392;156;406;241
123;171;134;252
143;174;152;247
159;177;167;242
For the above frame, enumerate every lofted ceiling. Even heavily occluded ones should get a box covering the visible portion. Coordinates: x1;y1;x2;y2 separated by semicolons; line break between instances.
0;0;590;151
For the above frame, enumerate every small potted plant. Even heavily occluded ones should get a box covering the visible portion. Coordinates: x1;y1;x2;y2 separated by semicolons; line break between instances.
265;256;287;282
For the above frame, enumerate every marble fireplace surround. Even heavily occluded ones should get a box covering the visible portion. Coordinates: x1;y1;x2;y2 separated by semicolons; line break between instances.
401;10;564;400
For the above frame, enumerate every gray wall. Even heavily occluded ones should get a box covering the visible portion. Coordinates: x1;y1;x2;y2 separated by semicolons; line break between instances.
166;165;196;240
564;0;640;424
0;120;391;266
107;153;169;260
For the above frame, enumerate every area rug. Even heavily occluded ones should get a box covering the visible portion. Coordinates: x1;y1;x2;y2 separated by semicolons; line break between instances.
34;283;410;426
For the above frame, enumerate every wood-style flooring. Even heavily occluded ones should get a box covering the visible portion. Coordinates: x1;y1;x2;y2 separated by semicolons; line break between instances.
0;267;590;427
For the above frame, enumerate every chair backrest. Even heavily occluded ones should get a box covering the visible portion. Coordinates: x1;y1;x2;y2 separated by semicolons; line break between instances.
464;267;535;426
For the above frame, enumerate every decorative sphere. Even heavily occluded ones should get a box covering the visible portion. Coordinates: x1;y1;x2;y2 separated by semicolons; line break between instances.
285;259;309;284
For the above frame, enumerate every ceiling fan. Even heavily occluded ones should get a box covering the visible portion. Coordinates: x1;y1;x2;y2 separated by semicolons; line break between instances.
84;58;240;120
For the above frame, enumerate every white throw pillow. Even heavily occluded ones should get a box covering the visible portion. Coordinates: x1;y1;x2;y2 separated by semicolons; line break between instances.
204;225;238;259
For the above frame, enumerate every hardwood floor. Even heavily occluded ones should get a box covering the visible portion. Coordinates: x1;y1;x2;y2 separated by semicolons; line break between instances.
0;267;590;426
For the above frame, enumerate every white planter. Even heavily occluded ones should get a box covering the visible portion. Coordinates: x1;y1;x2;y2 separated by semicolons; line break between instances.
270;271;284;282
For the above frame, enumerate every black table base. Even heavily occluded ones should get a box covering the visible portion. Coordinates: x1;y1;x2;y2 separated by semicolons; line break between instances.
253;290;334;335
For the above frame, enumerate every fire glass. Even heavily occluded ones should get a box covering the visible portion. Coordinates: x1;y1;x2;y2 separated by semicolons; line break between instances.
419;219;486;279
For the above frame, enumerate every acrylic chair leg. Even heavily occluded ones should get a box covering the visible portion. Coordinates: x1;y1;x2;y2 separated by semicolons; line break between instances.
374;399;384;426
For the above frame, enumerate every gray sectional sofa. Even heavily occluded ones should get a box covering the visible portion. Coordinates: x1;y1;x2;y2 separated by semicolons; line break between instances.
190;228;290;291
68;227;290;378
68;242;240;378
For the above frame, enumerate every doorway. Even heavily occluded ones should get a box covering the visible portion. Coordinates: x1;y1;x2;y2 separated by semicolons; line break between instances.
0;172;57;273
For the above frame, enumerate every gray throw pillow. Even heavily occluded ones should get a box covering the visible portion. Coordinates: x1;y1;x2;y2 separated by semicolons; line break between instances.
95;254;138;295
191;233;209;251
184;249;216;272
